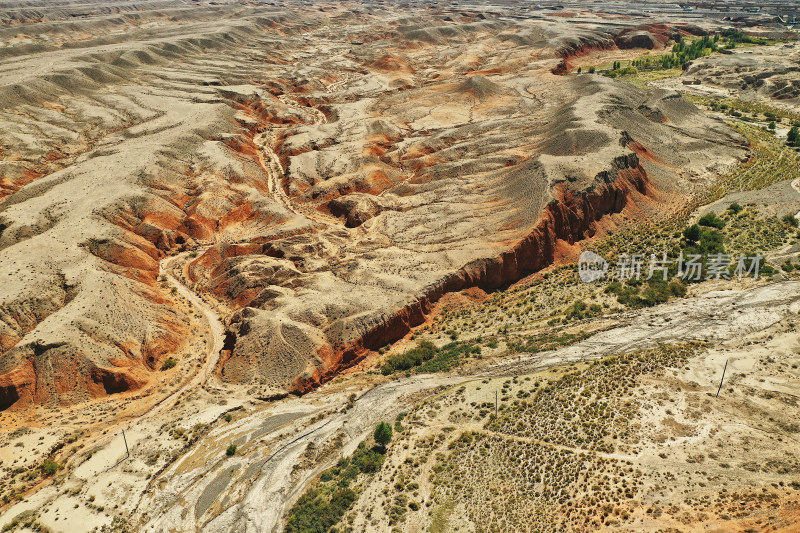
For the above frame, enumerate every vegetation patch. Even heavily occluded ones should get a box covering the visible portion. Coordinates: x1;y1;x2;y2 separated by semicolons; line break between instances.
39;459;62;477
589;121;800;285
488;344;698;452
430;344;699;532
285;426;392;533
507;330;591;353
605;277;687;308
603;31;773;85
688;95;800;129
711;123;800;197
381;341;479;375
419;122;799;363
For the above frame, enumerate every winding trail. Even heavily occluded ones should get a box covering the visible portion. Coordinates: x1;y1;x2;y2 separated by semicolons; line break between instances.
79;252;226;467
11;264;800;533
253;93;336;225
254;130;294;213
157;252;226;406
0;251;230;531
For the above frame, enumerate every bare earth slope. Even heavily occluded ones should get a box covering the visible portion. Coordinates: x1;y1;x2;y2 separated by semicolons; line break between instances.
3;2;800;532
0;3;319;409
685;43;800;101
0;1;747;411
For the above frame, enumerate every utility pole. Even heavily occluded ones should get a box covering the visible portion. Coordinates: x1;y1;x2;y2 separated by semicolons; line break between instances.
716;359;729;398
122;429;130;459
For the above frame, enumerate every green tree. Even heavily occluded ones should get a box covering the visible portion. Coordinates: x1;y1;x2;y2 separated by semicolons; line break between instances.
788;126;800;147
698;212;726;229
698;228;725;254
374;422;392;449
683;224;701;242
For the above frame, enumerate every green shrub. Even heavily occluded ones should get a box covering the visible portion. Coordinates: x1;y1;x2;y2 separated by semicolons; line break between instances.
606;276;687;308
788;126;799;147
683;224;701;242
699;228;725;254
161;358;177;371
353;447;385;473
40;460;62;477
286;440;386;533
565;300;601;320
683;228;725;258
381;341;437;374
513;331;590;353
698;213;726;229
605;281;622;294
374;422;393;449
638;280;670;307
565;300;586;319
285;488;357;533
668;279;687;297
782;214;799;227
226;444;237;456
395;412;407;432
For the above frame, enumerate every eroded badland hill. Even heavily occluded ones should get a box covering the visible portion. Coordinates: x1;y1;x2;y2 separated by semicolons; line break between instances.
1;0;800;532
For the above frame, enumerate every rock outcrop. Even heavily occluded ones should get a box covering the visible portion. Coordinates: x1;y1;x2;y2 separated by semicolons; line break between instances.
0;2;748;408
685;45;800;100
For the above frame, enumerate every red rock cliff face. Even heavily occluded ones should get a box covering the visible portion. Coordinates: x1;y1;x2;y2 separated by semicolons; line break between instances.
550;23;702;74
0;361;36;411
0;6;745;410
294;153;649;392
551;34;616;74
209;63;746;398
